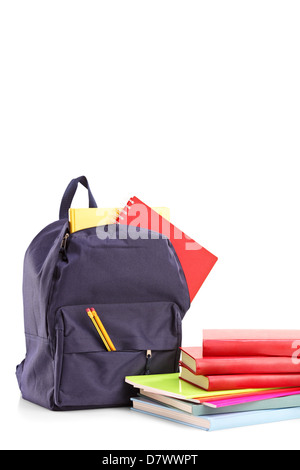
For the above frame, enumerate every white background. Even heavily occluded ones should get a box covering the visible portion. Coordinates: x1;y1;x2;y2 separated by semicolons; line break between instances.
1;0;299;451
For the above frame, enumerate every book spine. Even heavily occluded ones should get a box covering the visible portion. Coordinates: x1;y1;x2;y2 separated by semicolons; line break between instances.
188;357;300;375
207;374;300;391
202;339;299;357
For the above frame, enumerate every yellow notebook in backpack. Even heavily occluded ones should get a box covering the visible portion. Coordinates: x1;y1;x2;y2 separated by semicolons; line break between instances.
69;207;170;233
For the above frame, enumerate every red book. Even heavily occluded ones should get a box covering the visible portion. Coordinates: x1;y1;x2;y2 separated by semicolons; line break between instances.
203;329;300;357
180;347;300;375
180;364;300;391
116;197;218;302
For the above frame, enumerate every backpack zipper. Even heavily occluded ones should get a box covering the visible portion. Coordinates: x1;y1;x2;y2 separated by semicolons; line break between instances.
145;349;152;375
59;232;70;261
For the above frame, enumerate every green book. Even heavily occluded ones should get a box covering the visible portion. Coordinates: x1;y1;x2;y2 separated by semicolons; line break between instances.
125;373;270;402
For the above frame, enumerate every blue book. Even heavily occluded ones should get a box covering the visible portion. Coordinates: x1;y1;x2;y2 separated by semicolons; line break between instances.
130;398;300;431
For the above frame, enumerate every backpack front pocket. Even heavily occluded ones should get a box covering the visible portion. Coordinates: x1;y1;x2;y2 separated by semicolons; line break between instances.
54;302;182;409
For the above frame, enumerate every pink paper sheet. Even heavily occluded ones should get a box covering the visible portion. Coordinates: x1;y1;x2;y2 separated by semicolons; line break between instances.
204;389;300;408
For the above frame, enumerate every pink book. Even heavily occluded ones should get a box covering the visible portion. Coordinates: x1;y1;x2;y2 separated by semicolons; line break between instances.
203;387;300;408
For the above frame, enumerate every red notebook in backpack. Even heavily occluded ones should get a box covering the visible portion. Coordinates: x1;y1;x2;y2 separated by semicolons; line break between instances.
116;196;218;302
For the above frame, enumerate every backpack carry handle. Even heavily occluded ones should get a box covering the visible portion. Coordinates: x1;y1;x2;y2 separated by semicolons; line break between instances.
59;176;98;220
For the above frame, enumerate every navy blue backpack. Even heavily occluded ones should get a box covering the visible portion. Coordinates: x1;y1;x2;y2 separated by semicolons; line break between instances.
16;176;190;410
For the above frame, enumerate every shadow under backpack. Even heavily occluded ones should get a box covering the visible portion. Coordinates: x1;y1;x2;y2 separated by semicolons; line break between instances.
16;176;191;410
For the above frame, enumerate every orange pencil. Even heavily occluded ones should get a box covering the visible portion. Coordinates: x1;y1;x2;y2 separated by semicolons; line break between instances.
91;308;116;351
86;308;112;351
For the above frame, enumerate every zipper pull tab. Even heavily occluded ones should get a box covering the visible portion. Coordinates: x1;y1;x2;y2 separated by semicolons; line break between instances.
144;350;152;375
59;232;69;261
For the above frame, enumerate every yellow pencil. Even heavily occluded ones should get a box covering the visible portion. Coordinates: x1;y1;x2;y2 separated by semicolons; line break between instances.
91;308;116;351
86;308;111;351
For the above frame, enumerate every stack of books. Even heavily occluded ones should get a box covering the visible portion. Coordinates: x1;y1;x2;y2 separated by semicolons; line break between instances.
180;329;300;391
126;329;300;431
